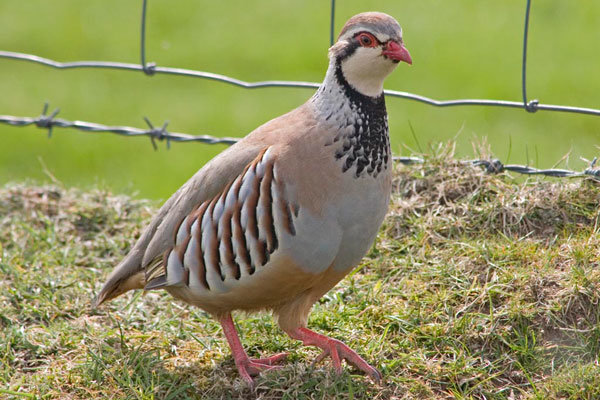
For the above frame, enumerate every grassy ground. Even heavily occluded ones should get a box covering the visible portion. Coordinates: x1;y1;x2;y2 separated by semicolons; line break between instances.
1;149;600;399
1;0;600;198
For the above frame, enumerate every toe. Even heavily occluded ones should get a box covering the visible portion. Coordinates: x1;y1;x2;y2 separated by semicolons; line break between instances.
237;366;255;387
251;352;288;366
367;366;382;383
310;349;330;367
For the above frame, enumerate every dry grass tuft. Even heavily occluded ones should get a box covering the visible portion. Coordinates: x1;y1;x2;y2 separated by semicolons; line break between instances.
390;148;600;242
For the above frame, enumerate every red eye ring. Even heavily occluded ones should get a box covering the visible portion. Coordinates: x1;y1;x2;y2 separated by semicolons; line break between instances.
356;32;378;48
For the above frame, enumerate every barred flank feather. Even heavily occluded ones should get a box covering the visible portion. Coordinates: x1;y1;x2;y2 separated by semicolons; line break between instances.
139;147;298;296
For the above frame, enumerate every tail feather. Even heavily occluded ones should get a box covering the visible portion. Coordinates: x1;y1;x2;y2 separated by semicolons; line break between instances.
144;275;168;290
92;251;146;308
143;254;169;290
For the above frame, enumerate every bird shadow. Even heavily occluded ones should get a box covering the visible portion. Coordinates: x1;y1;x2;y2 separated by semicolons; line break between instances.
148;356;382;400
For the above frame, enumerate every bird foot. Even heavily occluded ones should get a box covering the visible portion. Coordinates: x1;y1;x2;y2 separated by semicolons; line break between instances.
290;327;381;383
235;352;288;385
219;314;289;386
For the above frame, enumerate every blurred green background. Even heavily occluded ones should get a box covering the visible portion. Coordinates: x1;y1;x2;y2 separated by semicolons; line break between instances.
0;0;598;199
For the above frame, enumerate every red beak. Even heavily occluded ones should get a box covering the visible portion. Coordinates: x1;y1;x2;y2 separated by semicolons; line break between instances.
382;41;412;65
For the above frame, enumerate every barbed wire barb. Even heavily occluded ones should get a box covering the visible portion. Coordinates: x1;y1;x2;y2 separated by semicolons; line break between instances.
36;102;61;138
143;117;170;150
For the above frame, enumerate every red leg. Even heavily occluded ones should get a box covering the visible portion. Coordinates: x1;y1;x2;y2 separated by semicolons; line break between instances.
287;327;381;382
219;314;288;385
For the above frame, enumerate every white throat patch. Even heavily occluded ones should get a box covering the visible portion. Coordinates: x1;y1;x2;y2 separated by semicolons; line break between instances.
340;47;398;98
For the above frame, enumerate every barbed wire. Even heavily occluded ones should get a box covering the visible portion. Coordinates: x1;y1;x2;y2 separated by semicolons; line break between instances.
0;0;599;182
0;103;239;147
391;156;600;180
469;158;600;180
1;102;598;181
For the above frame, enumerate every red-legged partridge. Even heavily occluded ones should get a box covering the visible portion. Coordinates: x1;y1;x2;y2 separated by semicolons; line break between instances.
94;12;412;385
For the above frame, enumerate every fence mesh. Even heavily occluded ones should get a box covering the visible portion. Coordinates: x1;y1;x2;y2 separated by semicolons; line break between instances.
0;0;598;180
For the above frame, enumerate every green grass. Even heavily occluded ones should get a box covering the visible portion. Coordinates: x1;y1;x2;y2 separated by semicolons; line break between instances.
1;150;600;399
1;0;600;199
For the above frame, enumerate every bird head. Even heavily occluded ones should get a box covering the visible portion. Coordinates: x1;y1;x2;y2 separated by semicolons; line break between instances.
329;12;411;97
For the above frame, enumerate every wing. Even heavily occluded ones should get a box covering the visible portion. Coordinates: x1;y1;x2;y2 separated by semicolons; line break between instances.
93;140;266;306
144;146;299;293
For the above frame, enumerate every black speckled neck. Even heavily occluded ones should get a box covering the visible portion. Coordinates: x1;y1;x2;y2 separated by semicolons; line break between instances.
327;62;390;178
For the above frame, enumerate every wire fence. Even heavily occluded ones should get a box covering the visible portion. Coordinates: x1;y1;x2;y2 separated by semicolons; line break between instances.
0;0;599;180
